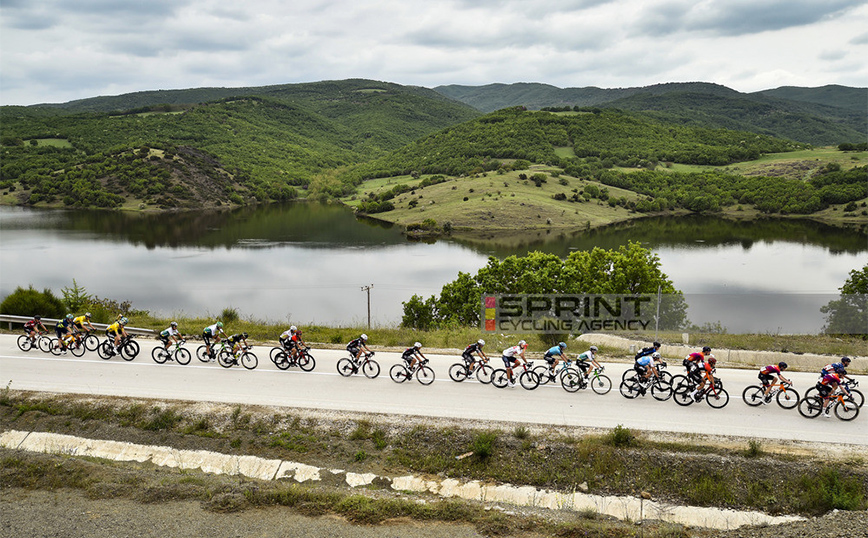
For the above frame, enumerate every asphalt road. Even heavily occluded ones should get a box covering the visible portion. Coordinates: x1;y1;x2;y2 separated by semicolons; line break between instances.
0;334;864;445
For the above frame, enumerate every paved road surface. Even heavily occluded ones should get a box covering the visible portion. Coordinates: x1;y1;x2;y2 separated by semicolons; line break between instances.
0;335;863;445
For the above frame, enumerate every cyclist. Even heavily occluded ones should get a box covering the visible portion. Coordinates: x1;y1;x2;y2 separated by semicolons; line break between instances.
684;346;711;382
227;332;250;356
576;345;601;378
347;334;372;362
758;362;793;403
816;370;851;418
73;312;95;335
462;339;488;371
289;328;307;361
23;315;48;344
635;341;661;361
279;325;297;352
689;355;717;401
106;316;129;354
202;321;226;359
544;342;568;374
634;351;660;387
501;340;528;388
820;357;853;383
402;342;427;372
159;321;182;349
54;314;75;354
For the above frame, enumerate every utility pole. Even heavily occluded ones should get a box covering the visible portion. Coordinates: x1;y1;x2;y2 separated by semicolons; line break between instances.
361;284;373;329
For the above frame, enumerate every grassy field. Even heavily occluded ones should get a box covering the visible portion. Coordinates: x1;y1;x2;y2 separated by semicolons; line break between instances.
663;147;867;179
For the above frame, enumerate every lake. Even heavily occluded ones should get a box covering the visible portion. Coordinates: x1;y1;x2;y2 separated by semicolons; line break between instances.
0;204;864;333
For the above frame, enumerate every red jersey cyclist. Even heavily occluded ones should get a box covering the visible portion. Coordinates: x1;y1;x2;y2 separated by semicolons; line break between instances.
23;315;48;344
689;355;717;401
816;371;851;418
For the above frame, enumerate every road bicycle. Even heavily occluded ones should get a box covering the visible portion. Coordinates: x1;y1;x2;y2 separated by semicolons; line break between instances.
151;339;191;365
217;343;258;370
742;381;799;409
448;357;493;384
619;371;671;401
97;334;139;361
196;340;228;363
273;346;316;372
490;360;540;390
803;380;863;408
17;331;52;353
798;388;859;421
74;328;101;352
336;351;380;378
390;357;435;385
561;366;613;395
50;332;86;357
672;375;729;408
622;361;673;384
533;359;579;386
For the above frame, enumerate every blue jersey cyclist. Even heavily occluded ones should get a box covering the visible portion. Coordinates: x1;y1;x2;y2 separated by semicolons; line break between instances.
543;342;568;372
635;352;660;383
821;357;853;383
54;314;75;353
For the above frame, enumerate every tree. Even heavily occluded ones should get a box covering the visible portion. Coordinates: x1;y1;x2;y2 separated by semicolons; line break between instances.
0;285;66;318
821;264;868;335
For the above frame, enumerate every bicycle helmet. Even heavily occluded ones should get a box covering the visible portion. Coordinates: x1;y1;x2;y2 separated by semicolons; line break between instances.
778;361;787;369
558;341;567;349
216;321;224;328
414;342;422;349
589;345;598;352
653;341;661;347
120;317;128;325
518;340;527;348
241;332;248;339
841;356;851;364
707;356;717;366
361;333;368;341
652;352;661;360
34;315;41;320
170;321;178;327
65;314;73;320
290;325;297;332
85;312;92;319
477;339;485;347
296;329;302;334
702;346;711;354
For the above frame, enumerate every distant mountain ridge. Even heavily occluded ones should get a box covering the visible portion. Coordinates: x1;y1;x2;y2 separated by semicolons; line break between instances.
433;82;867;146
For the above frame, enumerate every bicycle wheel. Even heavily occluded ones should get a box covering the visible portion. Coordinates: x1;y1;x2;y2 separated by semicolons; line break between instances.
241;352;258;370
672;376;695;406
619;379;640;399
196;345;211;363
390;364;410;383
70;341;86;357
337;358;355;377
798;396;823;418
533;365;554;385
651;378;672;401
120;343;136;361
416;365;435;385
269;347;283;363
490;369;509;388
151;346;169;364
848;389;864;408
519;369;540;390
659;370;674;384
476;363;493;384
49;338;63;356
362;359;380;379
449;363;469;382
776;388;800;409
17;335;33;352
742;386;764;407
298;351;316;372
706;388;729;408
590;374;612;395
175;348;192;365
561;371;583;393
834;397;860;421
274;351;291;370
621;368;637;382
82;333;100;352
217;350;234;369
98;341;113;360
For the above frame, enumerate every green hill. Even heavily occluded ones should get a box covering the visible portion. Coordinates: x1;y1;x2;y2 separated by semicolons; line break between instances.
433;82;866;146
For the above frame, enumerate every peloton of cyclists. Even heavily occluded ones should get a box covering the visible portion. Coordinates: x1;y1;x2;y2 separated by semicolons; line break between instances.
23;315;48;344
758;362;792;403
462;339;488;371
347;334;372;362
501;340;529;388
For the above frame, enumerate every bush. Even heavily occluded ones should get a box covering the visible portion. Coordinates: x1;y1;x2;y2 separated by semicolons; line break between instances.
607;425;637;447
471;431;497;460
0;285;66;318
221;307;240;323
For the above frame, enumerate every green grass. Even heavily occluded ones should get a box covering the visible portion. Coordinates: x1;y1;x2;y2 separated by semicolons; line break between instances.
30;138;74;148
662;147;867;178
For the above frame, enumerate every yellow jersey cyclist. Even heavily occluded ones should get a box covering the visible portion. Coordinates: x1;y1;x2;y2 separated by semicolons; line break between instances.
227;332;250;356
202;321;227;359
106;317;129;353
73;312;95;334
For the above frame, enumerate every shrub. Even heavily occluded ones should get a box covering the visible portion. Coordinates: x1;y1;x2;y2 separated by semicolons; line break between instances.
0;285;66;318
221;307;240;323
607;425;637;447
471;431;497;460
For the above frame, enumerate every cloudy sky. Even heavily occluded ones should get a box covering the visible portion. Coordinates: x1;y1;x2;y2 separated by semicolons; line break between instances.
1;0;866;106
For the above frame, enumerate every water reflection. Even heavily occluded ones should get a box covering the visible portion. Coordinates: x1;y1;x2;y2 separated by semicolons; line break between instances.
1;204;865;330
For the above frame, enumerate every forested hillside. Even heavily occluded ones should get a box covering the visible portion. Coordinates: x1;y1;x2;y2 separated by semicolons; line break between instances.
434;82;867;146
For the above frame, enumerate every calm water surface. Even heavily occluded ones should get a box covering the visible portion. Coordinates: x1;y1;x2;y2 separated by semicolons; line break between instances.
1;204;864;332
